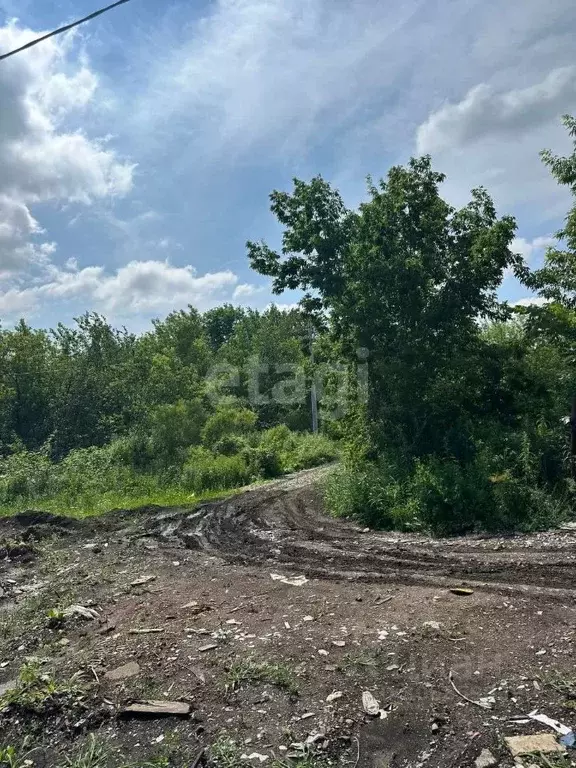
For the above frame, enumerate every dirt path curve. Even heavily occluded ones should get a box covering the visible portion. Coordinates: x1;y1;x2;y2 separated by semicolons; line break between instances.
127;466;576;599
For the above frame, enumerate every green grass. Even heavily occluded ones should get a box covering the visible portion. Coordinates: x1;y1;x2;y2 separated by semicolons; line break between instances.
224;657;299;696
0;485;240;520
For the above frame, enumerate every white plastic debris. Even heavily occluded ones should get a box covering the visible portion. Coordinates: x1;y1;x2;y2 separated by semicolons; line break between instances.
362;691;384;717
270;573;308;587
326;690;343;703
528;710;572;735
63;604;99;620
240;754;269;763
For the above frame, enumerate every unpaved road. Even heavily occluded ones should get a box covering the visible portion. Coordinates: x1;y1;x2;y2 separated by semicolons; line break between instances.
1;468;576;767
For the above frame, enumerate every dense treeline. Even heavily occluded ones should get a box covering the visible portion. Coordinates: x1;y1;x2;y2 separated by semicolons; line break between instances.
250;115;576;534
3;116;576;533
0;306;338;514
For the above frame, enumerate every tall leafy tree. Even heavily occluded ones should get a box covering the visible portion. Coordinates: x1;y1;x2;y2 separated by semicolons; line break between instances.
248;157;518;460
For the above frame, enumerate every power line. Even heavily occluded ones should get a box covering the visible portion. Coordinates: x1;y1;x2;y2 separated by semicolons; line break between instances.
0;0;134;62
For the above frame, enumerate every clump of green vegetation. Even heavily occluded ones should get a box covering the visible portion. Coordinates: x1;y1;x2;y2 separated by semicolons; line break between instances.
224;657;299;696
58;735;108;768
0;661;87;715
0;740;38;768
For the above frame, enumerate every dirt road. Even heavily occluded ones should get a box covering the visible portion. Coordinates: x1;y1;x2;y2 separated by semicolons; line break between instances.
1;468;576;767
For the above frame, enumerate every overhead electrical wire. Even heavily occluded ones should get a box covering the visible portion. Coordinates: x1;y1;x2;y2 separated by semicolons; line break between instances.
0;0;134;61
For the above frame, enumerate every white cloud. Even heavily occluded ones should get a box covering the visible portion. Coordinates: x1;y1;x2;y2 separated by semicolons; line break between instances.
511;235;556;262
133;0;424;161
232;283;264;300
417;67;576;155
513;296;550;307
0;260;240;318
0;22;134;272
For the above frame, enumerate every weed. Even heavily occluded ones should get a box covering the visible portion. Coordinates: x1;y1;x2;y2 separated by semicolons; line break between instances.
224;657;299;695
210;737;246;768
47;607;66;626
58;735;108;768
523;754;572;768
540;670;576;700
0;739;39;768
0;661;86;714
339;650;379;670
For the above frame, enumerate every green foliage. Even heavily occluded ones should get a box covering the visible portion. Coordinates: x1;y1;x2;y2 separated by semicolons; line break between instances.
182;447;252;493
201;405;257;449
252;128;576;535
224;656;299;695
0;661;85;714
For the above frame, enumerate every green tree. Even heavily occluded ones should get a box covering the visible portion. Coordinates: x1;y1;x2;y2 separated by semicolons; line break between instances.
248;156;518;461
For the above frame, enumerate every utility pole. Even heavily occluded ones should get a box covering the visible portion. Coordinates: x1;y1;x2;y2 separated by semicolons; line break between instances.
309;325;319;434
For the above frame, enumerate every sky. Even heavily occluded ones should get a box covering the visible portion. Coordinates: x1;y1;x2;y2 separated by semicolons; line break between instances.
0;0;575;331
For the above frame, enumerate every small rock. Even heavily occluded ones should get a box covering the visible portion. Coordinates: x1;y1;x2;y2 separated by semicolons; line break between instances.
130;575;157;587
104;662;140;682
120;700;191;718
505;733;566;757
475;748;497;768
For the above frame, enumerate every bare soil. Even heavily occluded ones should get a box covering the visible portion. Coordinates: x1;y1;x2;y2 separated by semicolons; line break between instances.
1;467;576;767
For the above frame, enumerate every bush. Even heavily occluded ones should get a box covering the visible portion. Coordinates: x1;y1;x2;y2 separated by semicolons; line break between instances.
182;447;252;493
325;437;572;536
290;433;338;471
201;406;257;449
256;426;338;475
324;461;420;531
0;450;53;504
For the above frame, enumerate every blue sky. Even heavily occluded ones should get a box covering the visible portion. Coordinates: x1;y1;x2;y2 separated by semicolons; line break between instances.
0;0;575;330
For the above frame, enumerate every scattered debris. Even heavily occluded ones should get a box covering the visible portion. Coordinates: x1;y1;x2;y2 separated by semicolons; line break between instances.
240;753;269;763
527;710;572;735
104;662;141;682
129;628;164;635
299;712;315;720
362;691;386;718
505;733;566;757
198;644;218;652
63;604;99;620
120;700;191;718
448;670;494;709
423;621;442;630
270;573;308;587
130;575;157;587
450;588;474;596
474;748;497;768
332;640;346;647
561;732;576;749
326;690;343;703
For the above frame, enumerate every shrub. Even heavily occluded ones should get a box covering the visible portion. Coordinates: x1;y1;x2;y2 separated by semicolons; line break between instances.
201;406;257;449
182;447;251;493
324;461;420;531
290;432;338;471
0;450;53;504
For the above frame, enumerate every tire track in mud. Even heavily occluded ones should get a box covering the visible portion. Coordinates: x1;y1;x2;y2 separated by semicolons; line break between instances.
142;474;576;600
